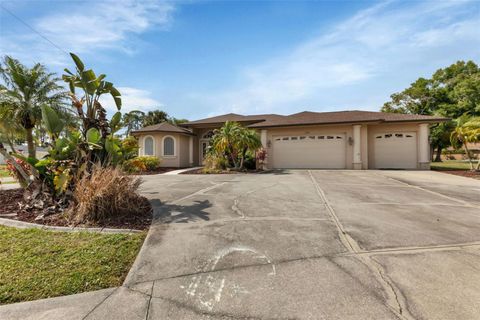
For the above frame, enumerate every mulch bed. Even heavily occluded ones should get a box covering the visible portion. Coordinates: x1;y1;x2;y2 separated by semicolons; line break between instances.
433;170;480;180
181;168;266;174
0;189;152;230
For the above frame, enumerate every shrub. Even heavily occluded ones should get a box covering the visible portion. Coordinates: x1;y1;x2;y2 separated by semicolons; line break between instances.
243;152;256;170
71;167;149;224
202;153;228;173
122;156;160;173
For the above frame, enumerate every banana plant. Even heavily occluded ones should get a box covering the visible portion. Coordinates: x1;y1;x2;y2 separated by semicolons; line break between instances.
62;53;121;138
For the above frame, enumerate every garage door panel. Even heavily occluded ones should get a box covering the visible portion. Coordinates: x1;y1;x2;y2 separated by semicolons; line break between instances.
374;132;417;169
273;134;346;169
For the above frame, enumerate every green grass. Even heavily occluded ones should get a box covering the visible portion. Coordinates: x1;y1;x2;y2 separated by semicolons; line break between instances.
431;160;478;171
0;226;146;305
0;165;9;178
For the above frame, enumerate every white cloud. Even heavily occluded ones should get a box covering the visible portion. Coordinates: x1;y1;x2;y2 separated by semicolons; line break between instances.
100;86;163;114
0;0;174;65
202;0;480;116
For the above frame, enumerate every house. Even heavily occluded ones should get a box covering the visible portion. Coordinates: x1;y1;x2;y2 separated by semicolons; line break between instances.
131;110;447;170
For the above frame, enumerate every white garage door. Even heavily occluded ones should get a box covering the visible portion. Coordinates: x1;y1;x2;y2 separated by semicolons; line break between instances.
374;132;417;169
272;134;346;169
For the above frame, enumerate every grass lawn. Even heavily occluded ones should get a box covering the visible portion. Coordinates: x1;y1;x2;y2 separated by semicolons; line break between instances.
0;165;9;178
431;160;478;171
0;226;146;305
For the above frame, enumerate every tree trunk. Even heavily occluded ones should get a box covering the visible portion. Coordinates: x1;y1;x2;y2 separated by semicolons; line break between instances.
430;144;435;162
0;142;31;186
434;146;442;162
464;143;474;171
6;136;17;154
25;127;36;158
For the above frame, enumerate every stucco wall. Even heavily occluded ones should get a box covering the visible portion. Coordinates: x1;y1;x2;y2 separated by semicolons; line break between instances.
178;135;191;167
138;133;180;167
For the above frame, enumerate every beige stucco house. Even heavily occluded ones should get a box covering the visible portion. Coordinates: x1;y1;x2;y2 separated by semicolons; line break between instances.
131;110;447;170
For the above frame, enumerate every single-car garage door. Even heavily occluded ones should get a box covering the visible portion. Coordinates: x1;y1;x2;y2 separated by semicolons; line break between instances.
272;134;346;169
374;132;417;169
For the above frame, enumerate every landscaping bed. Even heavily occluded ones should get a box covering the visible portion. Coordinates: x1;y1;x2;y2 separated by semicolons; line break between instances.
0;188;152;230
0;225;145;305
431;161;480;180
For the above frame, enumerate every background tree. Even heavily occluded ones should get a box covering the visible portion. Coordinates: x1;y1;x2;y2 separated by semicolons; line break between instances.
0;56;68;158
141;110;169;127
381;60;480;161
122;110;145;135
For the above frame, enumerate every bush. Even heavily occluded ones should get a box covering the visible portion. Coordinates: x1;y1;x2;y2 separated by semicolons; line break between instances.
202;153;228;173
243;152;256;170
122;156;160;173
71;167;149;224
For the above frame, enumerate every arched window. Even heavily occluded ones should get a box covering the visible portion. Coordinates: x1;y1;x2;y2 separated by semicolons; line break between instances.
202;131;214;139
163;136;175;156
144;136;154;156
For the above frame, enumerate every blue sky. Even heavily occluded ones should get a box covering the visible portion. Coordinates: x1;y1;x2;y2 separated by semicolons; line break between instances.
1;0;479;120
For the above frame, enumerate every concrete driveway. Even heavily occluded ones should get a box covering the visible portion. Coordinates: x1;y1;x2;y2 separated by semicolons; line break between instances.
1;170;479;319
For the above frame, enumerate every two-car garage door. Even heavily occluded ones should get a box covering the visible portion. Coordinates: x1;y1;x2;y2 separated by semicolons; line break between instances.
272;134;346;169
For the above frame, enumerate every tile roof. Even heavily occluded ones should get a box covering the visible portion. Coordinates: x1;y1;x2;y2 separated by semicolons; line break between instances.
131;121;194;135
248;110;448;128
133;111;448;134
181;110;448;128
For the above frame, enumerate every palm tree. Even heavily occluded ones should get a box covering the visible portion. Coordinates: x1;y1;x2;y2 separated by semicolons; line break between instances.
237;128;262;169
211;121;262;169
450;116;480;170
142;110;169;127
211;121;242;168
0;56;67;158
123;110;145;135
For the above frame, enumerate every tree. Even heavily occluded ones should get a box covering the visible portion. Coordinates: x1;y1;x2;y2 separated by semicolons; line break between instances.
381;60;480;161
210;121;261;170
142;110;169;127
0;56;68;158
450;116;480;170
122;110;145;135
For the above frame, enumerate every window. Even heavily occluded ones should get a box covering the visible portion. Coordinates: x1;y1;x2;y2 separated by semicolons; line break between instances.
309;136;316;140
163;136;175;156
318;136;325;139
395;133;403;138
336;136;342;139
291;136;298;140
144;136;154;156
327;136;334;139
282;137;289;141
202;131;214;139
406;134;413;138
385;134;392;138
299;136;306;140
376;135;382;139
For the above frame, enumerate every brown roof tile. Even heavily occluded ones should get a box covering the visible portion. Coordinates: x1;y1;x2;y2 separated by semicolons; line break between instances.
131;122;194;135
248;110;448;128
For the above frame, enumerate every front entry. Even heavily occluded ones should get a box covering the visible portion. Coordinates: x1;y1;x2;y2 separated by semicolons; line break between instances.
199;140;210;164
